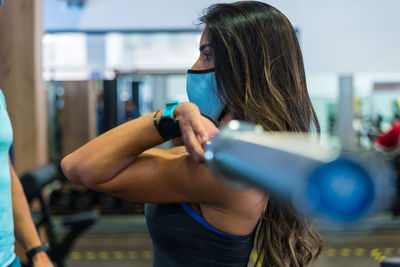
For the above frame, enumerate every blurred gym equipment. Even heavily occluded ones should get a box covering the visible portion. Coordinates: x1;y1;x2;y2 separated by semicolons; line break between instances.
381;258;400;267
20;163;100;267
205;121;396;228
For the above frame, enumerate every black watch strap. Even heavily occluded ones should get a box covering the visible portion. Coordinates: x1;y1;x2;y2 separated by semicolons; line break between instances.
157;118;181;140
26;243;50;264
155;101;181;141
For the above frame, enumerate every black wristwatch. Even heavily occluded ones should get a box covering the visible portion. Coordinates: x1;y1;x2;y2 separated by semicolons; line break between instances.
156;101;181;140
26;243;50;267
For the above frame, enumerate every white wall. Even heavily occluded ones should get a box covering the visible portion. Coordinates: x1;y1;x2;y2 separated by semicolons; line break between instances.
270;0;400;73
44;0;221;31
44;0;400;73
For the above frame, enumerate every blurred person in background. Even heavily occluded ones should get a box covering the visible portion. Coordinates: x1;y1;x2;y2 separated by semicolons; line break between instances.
374;120;400;151
61;1;323;266
374;119;400;216
0;89;53;267
125;100;140;122
374;100;400;150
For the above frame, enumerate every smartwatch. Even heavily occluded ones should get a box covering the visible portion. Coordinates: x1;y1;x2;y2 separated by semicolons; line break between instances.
26;243;51;267
156;101;181;140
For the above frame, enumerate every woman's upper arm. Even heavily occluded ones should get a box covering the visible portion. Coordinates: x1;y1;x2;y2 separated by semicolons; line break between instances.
91;147;236;205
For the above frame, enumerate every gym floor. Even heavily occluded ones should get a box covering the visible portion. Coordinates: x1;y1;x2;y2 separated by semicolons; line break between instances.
64;215;400;267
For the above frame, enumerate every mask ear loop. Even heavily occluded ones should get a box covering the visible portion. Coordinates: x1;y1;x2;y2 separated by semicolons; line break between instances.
199;106;228;127
217;105;229;124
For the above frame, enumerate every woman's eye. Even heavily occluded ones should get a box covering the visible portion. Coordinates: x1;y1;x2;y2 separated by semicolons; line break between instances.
199;46;214;63
203;50;213;61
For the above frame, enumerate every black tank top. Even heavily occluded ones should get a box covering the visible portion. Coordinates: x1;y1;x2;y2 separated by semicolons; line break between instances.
145;203;256;267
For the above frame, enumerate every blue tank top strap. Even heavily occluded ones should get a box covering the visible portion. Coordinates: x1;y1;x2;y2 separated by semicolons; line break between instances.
180;203;241;238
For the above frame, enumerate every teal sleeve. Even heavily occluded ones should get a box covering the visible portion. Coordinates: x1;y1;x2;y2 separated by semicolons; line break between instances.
0;89;7;109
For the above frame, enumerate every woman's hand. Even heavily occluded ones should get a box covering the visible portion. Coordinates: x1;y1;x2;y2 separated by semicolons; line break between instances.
33;251;54;267
171;137;184;147
174;102;219;162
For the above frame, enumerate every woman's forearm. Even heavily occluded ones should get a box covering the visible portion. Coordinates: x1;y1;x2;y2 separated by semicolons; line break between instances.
10;162;42;251
61;112;164;187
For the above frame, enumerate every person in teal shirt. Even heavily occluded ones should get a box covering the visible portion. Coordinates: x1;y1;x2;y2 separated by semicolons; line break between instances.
0;89;53;267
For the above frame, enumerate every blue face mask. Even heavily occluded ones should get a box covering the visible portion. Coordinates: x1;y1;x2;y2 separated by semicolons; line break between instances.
186;68;225;123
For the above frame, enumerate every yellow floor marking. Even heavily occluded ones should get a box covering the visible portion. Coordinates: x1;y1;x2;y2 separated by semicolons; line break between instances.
340;248;351;257
370;248;381;257
128;251;138;259
98;251;110;260
113;251;124;260
141;250;153;259
384;248;393;256
70;252;81;260
325;248;336;257
67;247;400;261
370;248;388;262
354;248;365;256
378;255;386;263
85;251;96;260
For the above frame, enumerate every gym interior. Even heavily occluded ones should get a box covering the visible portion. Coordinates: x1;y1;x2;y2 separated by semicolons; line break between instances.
0;0;399;267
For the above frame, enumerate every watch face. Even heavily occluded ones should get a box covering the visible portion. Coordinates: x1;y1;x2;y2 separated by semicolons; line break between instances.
158;117;181;139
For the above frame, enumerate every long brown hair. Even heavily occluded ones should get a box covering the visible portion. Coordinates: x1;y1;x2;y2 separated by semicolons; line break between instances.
200;1;323;266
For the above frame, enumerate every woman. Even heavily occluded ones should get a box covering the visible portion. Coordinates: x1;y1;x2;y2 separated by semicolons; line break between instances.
0;89;53;267
61;1;323;266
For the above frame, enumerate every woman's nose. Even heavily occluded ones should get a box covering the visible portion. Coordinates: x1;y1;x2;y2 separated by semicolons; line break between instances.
191;57;203;71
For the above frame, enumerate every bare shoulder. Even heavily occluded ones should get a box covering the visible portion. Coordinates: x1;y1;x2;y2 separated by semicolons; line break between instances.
198;187;267;235
215;186;267;214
